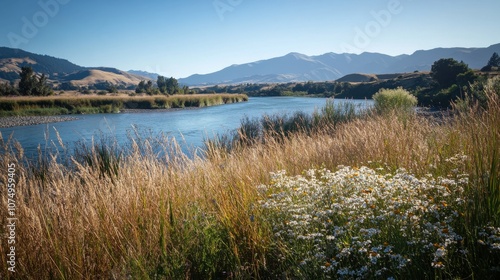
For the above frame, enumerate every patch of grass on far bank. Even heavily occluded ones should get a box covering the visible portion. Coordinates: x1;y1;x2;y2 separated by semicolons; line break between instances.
0;93;248;116
0;107;70;117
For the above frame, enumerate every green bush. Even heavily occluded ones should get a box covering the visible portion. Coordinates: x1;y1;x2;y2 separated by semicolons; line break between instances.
372;87;417;114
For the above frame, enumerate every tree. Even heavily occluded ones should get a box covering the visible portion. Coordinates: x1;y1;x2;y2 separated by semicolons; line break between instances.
18;66;53;96
135;80;156;95
157;76;167;94
107;83;118;94
35;74;53;96
136;80;146;93
19;66;37;95
166;77;179;94
456;70;477;87
487;52;500;67
0;82;18;96
430;58;472;88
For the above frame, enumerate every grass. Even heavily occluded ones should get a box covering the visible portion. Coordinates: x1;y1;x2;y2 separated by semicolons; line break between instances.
0;83;499;279
0;94;248;116
205;100;361;152
373;87;417;115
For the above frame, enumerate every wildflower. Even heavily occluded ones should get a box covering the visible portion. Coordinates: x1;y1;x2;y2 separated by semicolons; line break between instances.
258;165;468;277
434;247;446;258
432;261;444;269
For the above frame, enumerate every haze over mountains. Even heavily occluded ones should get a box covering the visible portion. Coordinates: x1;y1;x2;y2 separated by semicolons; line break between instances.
0;44;499;88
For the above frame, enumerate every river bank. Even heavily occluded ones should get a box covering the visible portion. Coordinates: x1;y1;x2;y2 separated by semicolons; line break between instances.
0;93;249;117
0;115;79;128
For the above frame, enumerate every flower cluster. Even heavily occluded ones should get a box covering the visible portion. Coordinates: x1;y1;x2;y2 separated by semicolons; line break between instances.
258;166;469;278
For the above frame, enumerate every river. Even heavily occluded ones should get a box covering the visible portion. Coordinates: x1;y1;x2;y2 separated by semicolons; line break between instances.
0;97;372;158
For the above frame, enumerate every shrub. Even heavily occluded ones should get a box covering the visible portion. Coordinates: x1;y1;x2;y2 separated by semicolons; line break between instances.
313;99;358;128
372;87;417;114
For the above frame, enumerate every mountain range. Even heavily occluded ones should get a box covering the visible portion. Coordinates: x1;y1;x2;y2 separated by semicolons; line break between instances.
179;43;500;85
1;44;499;88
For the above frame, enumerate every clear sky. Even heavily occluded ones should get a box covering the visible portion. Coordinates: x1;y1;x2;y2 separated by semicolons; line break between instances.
1;0;499;78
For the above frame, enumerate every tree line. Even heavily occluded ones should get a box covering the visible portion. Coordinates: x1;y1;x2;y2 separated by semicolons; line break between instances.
415;52;499;107
0;66;53;96
135;76;191;95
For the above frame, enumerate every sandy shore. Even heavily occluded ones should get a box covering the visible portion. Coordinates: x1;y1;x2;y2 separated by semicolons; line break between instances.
0;116;78;128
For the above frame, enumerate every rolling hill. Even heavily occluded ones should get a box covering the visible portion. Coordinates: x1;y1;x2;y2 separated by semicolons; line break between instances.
62;69;145;87
0;47;151;89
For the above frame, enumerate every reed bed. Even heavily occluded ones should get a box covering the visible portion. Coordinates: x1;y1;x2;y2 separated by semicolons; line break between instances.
0;85;499;278
0;94;248;116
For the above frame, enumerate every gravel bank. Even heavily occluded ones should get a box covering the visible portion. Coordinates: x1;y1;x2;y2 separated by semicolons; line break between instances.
0;116;78;128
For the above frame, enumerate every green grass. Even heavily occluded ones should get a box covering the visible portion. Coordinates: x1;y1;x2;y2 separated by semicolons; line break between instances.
373;87;417;115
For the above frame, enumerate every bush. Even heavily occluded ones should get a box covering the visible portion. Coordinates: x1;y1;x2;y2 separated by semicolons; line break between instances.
372;87;417;114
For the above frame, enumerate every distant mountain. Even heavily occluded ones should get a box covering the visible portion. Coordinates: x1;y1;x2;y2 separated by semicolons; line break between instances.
179;43;500;85
127;70;159;80
0;47;151;88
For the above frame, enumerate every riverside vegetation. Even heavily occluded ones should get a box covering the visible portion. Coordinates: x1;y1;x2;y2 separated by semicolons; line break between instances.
0;94;248;117
0;66;247;116
0;77;499;279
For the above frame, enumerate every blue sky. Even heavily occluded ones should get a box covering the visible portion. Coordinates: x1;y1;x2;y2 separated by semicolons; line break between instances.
1;0;499;78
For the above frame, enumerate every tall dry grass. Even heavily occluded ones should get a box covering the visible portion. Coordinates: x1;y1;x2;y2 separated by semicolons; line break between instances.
0;84;499;278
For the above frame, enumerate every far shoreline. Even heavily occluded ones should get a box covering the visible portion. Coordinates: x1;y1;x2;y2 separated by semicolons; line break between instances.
0;115;79;128
0;93;249;120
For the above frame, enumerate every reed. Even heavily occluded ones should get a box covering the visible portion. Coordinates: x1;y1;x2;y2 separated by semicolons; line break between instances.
0;94;248;116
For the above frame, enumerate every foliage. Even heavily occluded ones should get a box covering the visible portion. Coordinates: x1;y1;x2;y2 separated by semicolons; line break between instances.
430;58;475;89
136;80;159;95
18;66;53;96
482;53;500;71
136;76;182;95
488;52;500;68
157;75;180;95
372;87;417;114
0;81;18;96
415;58;482;107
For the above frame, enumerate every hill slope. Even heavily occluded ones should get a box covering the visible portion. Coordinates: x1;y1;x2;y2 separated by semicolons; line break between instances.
63;69;145;86
0;47;150;88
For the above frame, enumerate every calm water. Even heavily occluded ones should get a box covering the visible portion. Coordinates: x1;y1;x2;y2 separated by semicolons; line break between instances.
0;97;372;158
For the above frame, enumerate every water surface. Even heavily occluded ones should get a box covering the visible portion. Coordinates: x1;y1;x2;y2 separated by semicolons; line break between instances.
0;97;372;158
